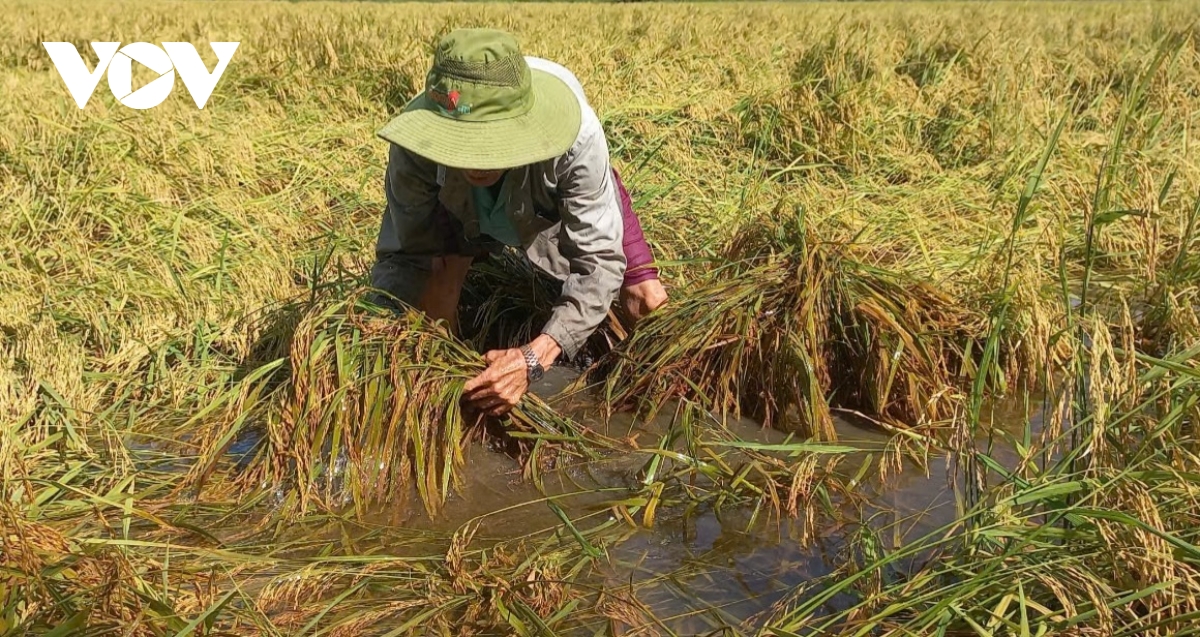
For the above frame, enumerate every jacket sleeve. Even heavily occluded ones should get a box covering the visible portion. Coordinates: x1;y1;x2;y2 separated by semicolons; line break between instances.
369;144;442;308
540;126;627;359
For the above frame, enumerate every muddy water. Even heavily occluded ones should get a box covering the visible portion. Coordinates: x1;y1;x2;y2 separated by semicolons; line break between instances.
307;368;1045;633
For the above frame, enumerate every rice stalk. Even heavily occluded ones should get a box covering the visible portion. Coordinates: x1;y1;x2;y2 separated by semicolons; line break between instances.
598;210;1009;438
3;2;1200;634
459;247;623;366
182;290;621;519
759;330;1200;636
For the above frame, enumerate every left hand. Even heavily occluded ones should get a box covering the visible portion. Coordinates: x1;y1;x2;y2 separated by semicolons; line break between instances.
462;348;529;416
462;335;561;417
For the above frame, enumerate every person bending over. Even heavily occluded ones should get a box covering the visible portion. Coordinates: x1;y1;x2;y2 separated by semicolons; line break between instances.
371;28;667;416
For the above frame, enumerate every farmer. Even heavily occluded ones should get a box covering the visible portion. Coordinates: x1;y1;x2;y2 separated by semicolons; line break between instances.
370;28;668;416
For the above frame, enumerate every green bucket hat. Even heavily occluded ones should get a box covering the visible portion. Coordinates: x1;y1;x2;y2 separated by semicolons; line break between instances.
377;29;582;171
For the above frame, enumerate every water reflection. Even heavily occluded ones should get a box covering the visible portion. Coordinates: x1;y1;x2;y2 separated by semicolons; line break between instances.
255;367;1043;633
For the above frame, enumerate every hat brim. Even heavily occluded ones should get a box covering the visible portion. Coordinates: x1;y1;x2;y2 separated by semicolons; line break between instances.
376;70;582;171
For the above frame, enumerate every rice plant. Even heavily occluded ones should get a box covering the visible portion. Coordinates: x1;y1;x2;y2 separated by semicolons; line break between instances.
597;209;1015;438
2;1;1199;634
179;291;624;518
759;341;1200;637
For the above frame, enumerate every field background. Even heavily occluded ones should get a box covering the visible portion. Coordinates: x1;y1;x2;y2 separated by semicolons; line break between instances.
3;1;1198;424
3;1;1200;635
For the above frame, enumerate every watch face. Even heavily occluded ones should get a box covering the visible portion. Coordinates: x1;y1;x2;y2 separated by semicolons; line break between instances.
529;366;544;382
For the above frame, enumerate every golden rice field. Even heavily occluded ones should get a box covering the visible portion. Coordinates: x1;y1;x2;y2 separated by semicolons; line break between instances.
2;1;1200;635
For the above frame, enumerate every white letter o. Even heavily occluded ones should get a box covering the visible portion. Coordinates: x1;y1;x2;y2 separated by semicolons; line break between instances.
108;42;175;109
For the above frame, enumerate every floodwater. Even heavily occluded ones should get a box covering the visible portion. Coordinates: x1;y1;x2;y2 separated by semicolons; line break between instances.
270;367;1046;634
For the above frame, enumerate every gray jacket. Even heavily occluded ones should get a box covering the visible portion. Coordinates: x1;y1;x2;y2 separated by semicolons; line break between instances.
370;58;626;359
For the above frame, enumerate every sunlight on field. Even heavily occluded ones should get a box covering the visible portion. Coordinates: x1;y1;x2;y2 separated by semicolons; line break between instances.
2;1;1199;634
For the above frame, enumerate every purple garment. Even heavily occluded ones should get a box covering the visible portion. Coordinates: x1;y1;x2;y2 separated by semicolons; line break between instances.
612;169;659;286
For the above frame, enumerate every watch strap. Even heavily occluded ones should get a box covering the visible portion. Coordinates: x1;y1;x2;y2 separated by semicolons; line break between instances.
519;345;543;379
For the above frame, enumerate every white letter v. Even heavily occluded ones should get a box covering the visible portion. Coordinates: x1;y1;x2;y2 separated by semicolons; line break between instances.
43;42;120;109
163;42;239;109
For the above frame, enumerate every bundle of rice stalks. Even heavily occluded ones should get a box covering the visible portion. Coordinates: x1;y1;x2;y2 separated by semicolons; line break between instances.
275;298;482;516
597;212;1005;436
827;259;990;425
186;290;620;518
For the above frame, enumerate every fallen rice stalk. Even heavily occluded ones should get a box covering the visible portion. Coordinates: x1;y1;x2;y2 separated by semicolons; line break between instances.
182;290;624;519
597;214;1012;438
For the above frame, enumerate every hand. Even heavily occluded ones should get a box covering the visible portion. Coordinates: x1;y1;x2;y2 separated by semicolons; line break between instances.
462;335;561;417
462;348;528;416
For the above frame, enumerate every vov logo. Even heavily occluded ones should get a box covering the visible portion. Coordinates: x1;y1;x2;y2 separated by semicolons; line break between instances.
42;41;240;109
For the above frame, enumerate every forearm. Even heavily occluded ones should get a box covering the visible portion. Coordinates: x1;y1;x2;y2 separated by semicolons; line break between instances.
526;333;562;368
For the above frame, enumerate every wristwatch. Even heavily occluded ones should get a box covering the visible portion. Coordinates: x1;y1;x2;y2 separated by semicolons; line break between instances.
519;344;545;382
